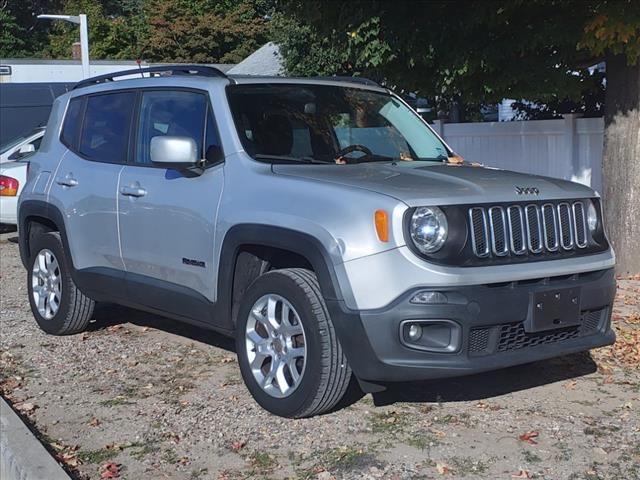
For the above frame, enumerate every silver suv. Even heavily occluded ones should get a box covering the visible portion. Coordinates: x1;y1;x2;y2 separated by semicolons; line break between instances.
18;66;616;418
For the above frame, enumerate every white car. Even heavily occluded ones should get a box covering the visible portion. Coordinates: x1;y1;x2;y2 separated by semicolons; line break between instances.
0;128;45;226
0;127;45;164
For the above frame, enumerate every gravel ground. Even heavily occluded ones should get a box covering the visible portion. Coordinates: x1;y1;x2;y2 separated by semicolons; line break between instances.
1;231;639;480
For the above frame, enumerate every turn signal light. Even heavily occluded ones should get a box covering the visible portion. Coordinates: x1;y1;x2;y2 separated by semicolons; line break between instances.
0;175;19;196
374;209;389;242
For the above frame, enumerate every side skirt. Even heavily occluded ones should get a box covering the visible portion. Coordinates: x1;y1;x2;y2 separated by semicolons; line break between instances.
75;267;233;337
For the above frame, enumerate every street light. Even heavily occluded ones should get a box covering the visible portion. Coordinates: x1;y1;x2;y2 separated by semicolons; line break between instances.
37;14;90;79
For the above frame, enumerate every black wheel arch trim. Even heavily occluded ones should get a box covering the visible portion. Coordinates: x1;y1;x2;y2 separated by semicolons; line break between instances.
216;224;347;325
18;200;70;270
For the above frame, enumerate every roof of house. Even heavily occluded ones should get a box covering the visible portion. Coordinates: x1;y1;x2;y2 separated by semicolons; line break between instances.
227;42;283;76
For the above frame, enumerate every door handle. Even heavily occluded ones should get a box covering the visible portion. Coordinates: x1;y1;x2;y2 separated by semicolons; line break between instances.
120;185;147;197
55;175;78;187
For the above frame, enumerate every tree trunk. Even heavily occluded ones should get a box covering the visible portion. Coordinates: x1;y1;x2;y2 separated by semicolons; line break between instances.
602;52;640;276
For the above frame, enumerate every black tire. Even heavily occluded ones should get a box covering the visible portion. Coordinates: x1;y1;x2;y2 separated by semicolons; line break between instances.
235;268;352;418
27;232;94;335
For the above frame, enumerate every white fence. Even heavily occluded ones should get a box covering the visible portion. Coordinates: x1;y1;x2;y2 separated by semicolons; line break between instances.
432;115;604;192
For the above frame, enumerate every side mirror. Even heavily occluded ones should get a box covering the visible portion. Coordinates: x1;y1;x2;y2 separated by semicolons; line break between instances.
19;143;36;154
8;143;36;160
150;136;198;167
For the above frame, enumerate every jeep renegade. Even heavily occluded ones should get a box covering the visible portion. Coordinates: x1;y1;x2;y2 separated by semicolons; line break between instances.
18;66;616;418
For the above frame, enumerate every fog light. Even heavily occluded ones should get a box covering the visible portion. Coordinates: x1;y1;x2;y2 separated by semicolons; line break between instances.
410;291;447;304
408;323;423;341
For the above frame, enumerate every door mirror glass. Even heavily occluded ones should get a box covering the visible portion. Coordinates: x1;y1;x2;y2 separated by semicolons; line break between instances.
150;136;198;166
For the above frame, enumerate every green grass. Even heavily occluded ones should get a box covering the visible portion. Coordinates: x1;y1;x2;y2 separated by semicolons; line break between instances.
297;445;378;480
369;410;409;434
78;448;115;464
522;449;542;463
448;456;491;477
249;450;278;473
406;433;443;451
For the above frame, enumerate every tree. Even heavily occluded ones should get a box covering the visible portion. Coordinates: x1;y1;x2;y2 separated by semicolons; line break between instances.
280;0;640;274
0;0;65;57
142;0;271;63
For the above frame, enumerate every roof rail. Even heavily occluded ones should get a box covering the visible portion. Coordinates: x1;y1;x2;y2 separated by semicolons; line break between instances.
313;76;381;87
73;64;228;90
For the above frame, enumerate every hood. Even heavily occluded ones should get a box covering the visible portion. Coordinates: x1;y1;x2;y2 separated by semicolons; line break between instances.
272;162;595;206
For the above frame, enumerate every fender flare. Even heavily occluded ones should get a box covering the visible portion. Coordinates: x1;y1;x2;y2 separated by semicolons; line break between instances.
216;224;347;324
18;200;70;270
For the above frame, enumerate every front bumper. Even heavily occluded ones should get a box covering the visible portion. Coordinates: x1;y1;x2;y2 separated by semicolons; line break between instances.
328;268;616;382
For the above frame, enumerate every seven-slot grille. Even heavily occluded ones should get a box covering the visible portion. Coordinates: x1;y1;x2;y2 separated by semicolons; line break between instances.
469;201;588;258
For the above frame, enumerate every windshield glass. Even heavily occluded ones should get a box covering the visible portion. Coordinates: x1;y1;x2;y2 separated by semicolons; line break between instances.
226;84;450;164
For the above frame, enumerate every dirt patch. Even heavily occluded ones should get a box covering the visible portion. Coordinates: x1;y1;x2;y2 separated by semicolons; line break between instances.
1;232;639;479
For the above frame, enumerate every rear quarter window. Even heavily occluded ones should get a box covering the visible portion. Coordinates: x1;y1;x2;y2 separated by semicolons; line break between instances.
60;97;83;149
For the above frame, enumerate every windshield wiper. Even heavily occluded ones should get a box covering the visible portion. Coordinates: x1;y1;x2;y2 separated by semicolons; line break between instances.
253;154;329;164
349;154;396;164
415;155;448;162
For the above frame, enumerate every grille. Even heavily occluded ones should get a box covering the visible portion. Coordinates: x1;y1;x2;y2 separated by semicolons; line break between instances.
468;308;606;355
496;323;579;352
469;201;588;258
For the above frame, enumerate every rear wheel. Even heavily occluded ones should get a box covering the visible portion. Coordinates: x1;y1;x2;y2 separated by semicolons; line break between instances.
27;232;94;335
236;268;351;418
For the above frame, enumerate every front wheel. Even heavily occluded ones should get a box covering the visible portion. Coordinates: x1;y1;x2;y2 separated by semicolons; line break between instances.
236;268;351;418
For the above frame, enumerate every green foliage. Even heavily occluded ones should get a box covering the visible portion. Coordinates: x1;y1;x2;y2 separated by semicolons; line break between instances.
0;6;25;57
580;0;640;64
279;0;640;107
142;0;270;63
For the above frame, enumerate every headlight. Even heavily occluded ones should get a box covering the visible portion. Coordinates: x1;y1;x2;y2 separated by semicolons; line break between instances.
410;207;448;254
587;201;599;232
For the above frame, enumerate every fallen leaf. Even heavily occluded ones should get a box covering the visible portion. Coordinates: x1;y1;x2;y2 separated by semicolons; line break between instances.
562;380;577;390
58;450;82;468
88;417;101;427
221;356;235;363
100;462;121;479
230;440;246;452
15;402;37;413
518;431;539;445
436;462;451;475
511;470;531;479
106;325;123;333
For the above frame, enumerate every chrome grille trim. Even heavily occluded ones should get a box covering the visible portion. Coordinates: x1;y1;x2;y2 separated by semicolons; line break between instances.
488;206;509;256
541;203;559;252
572;201;588;248
557;202;574;250
469;207;490;257
507;205;527;255
467;200;591;259
525;204;544;253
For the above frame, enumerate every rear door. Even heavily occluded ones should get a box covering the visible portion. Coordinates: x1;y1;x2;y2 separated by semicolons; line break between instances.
117;89;224;316
48;92;135;288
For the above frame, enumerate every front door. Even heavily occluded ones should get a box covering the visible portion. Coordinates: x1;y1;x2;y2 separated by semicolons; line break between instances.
117;89;224;321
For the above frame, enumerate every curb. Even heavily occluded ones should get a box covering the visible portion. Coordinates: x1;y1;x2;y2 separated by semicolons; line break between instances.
0;397;71;480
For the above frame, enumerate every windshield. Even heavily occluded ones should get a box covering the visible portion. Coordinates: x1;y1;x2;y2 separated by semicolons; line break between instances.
226;84;450;164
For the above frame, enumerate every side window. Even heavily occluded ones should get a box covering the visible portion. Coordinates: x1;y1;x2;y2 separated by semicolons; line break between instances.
61;97;83;149
79;92;135;163
136;91;208;165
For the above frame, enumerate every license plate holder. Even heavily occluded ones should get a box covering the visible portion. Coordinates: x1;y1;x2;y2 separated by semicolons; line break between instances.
525;287;581;333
